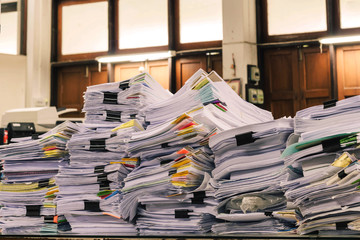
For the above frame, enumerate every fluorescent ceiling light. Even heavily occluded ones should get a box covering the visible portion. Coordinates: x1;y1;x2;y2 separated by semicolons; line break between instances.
96;50;176;63
319;35;360;44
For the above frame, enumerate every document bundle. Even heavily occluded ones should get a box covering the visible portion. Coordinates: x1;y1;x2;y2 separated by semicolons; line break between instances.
209;119;297;234
4;69;360;237
0;121;80;234
55;119;142;235
144;70;273;130
117;70;274;234
282;97;360;235
82;72;172;130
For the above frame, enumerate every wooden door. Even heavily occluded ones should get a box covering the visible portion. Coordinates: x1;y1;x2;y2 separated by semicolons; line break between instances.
176;56;207;91
114;60;169;90
264;48;300;118
175;54;223;91
264;46;331;119
336;45;360;99
299;47;331;108
114;62;143;82
148;60;169;90
57;64;107;117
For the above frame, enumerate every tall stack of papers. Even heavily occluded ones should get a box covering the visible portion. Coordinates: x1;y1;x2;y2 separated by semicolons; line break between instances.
119;70;274;234
294;96;360;142
0;121;80;234
282;97;360;235
120;116;219;234
144;70;273;130
125;147;219;234
209;119;297;234
55;120;142;235
83;72;172;130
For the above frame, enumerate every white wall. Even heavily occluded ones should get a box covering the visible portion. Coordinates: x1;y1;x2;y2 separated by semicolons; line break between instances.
26;0;52;107
0;54;27;125
0;0;51;124
222;0;257;98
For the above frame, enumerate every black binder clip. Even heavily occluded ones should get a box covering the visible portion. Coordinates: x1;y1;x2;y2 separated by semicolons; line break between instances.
119;80;130;90
336;222;348;230
38;179;50;188
89;139;106;151
161;143;169;148
168;169;177;176
97;173;108;182
99;180;111;190
235;131;255;146
84;200;101;212
103;92;118;104
191;192;206;204
26;205;41;217
175;209;193;218
321;137;342;153
338;170;347;179
160;159;172;165
106;110;122;122
31;134;39;140
264;211;273;217
94;165;105;174
130;114;137;119
43;215;55;223
110;132;117;138
323;99;337;109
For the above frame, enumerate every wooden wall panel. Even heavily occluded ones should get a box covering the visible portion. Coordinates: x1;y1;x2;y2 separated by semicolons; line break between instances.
114;63;142;82
56;64;108;118
175;56;206;91
57;66;87;117
264;46;332;118
300;47;331;108
337;45;360;99
148;60;169;90
264;48;299;118
113;60;169;89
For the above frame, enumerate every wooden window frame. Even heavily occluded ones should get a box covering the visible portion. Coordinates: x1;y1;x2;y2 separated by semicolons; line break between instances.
54;0;224;61
258;0;330;43
333;0;360;35
174;0;222;51
56;0;109;62
0;0;27;55
114;0;169;54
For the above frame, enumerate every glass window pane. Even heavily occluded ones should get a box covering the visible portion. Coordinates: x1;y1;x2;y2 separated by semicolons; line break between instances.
0;11;18;55
340;0;360;29
62;1;108;55
180;0;222;44
118;0;168;49
267;0;327;36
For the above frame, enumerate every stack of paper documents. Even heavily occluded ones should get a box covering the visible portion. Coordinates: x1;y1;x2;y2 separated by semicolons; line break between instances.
117;70;275;234
0;121;80;234
55;121;141;234
294;96;360;142
283;149;360;235
281;98;360;235
144;70;273;130
209;118;297;234
121;147;219;234
82;72;172;130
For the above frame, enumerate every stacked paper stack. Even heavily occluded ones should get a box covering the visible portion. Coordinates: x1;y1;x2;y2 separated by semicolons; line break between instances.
120;70;274;234
144;70;273;130
209;119;297;234
0;121;80;234
282;97;360;235
55;120;142;235
83;72;172;130
120;115;218;234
